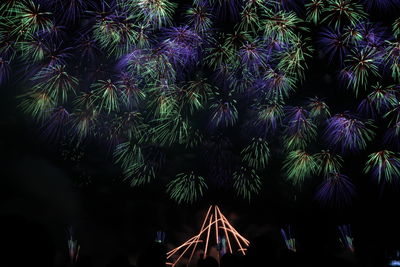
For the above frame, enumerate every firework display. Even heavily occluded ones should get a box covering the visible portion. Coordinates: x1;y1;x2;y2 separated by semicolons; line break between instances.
338;224;354;253
315;173;356;207
281;225;296;252
364;150;400;184
67;227;80;264
2;0;400;206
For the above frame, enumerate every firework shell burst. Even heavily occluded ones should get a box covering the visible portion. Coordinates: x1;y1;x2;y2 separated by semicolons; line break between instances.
1;0;399;205
364;150;400;184
166;172;208;204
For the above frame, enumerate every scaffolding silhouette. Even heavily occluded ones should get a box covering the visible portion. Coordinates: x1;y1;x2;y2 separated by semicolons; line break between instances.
166;205;249;266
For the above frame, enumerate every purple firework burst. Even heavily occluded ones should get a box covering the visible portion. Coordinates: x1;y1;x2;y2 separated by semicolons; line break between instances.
324;113;376;153
361;0;400;13
315;173;356;208
383;123;400;150
41;106;71;143
0;57;11;85
318;27;348;65
160;26;202;67
357;22;389;50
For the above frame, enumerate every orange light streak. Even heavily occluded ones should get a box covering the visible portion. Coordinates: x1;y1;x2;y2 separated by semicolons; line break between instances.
216;206;233;254
203;214;213;259
167;205;250;267
220;216;249;255
187;205;212;264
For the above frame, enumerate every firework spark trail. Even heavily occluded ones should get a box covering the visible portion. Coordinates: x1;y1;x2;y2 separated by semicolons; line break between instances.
364;150;400;184
338;224;354;253
315;173;356;207
281;226;296;252
67;227;80;264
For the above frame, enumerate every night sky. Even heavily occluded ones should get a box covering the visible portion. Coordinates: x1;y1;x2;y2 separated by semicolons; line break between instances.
1;1;400;267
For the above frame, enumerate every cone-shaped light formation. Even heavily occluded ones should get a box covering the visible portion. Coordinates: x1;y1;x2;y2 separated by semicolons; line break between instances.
166;205;249;267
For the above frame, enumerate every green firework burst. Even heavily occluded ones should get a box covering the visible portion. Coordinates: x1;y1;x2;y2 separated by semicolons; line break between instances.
151;113;190;146
233;166;262;202
91;79;120;114
32;65;78;104
262;9;306;43
241;138;270;170
10;0;53;38
306;0;325;25
364;150;400;184
283;150;318;185
166;172;207;204
19;91;55;122
314;150;343;177
393;17;400;38
322;0;366;28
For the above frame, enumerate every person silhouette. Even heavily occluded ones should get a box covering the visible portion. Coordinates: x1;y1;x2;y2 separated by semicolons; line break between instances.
136;242;166;267
1;214;55;267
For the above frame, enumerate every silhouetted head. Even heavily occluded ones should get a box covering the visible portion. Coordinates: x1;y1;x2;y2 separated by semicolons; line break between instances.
107;252;131;267
136;242;167;267
246;234;279;266
220;253;243;267
1;214;55;267
199;256;218;267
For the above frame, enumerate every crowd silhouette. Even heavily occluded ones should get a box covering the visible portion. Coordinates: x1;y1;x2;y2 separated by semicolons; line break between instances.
0;214;388;267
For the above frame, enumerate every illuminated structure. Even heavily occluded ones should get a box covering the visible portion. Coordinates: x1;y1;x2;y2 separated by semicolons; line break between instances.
166;205;249;266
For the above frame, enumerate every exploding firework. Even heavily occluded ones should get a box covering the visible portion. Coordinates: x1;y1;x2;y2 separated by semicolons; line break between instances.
307;97;331;120
306;0;325;24
114;142;145;182
0;57;10;85
357;83;398;118
132;0;177;29
9;0;53;39
343;47;382;95
338;224;354;252
394;17;400;37
233;166;262;201
3;0;399;205
364;150;400;184
283;150;318;186
318;27;348;64
262;9;306;43
151;113;191;146
91;79;120;114
241;138;270;170
361;0;400;13
41;107;70;142
324;114;376;153
31;65;78;104
209;96;238;128
251;101;284;136
281;226;296;252
67;227;80;264
238;4;260;33
186;2;213;34
322;0;367;28
315;173;356;207
283;106;317;151
19;91;55;122
166;172;208;204
91;11;137;57
385;40;400;83
314;150;344;177
262;69;297;102
384;122;400;150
